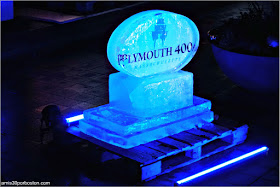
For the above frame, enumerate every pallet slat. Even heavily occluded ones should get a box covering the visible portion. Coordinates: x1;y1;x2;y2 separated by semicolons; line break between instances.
157;137;190;150
170;131;207;146
144;141;178;154
186;128;217;140
201;122;231;136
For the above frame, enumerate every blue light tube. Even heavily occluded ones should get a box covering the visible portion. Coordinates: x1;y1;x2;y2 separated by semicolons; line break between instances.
65;114;84;123
176;146;268;185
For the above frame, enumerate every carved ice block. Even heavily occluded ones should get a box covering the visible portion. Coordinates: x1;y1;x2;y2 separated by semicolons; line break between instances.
79;110;214;149
109;70;193;116
83;96;211;136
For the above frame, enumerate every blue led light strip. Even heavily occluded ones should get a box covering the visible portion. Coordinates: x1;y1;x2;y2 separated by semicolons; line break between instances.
176;146;268;185
65;114;84;123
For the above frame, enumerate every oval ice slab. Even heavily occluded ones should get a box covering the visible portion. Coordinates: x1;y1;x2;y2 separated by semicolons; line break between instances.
107;10;200;77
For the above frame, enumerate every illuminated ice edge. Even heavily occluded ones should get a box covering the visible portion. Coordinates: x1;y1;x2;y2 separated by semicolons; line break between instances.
66;114;84;123
176;146;269;185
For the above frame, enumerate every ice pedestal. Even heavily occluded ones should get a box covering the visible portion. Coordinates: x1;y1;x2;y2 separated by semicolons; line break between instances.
83;96;211;136
80;104;214;149
79;70;214;149
109;70;193;117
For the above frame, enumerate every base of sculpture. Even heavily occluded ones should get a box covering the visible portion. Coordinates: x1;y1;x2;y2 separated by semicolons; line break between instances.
109;71;194;117
84;96;211;135
79;96;214;149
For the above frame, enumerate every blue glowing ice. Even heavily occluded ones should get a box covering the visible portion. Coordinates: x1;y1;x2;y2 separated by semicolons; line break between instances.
109;70;193;116
83;96;211;136
80;108;214;149
107;10;200;77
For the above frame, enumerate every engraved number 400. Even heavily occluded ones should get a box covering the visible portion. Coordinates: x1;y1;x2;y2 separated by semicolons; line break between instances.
175;42;195;54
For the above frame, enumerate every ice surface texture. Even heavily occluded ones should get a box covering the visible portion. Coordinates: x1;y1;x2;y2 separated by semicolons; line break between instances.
109;70;193;116
107;10;200;77
79;108;214;149
83;96;211;136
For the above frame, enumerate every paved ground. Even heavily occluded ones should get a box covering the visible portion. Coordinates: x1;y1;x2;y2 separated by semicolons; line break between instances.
2;1;279;186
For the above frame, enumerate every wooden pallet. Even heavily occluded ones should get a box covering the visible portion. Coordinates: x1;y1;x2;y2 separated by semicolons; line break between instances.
67;116;248;182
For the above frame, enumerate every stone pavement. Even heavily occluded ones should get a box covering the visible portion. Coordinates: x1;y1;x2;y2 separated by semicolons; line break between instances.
1;1;279;186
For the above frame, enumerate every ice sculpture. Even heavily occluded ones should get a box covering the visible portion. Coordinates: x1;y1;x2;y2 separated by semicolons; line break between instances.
78;10;214;148
107;10;200;77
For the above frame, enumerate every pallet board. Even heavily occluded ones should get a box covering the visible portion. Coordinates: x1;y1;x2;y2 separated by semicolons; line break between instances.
67;117;248;182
